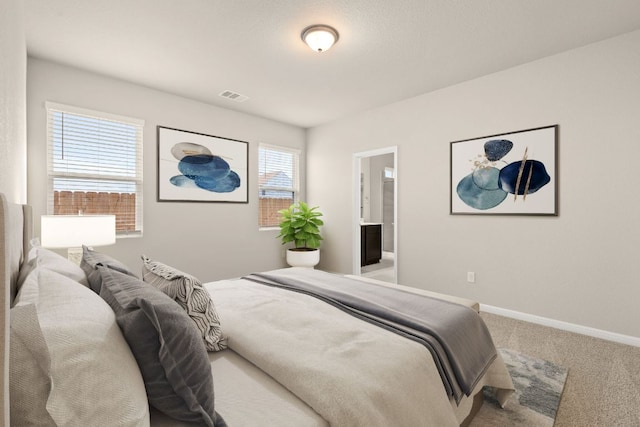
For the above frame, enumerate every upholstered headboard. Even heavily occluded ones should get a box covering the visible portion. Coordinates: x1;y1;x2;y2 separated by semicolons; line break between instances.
0;193;33;425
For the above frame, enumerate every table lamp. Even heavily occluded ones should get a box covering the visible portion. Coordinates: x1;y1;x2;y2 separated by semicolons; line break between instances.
41;215;116;264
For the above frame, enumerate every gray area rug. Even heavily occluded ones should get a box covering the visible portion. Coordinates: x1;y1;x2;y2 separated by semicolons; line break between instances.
472;348;568;426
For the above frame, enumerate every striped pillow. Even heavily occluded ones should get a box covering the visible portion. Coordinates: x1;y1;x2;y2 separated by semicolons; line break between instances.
141;256;227;351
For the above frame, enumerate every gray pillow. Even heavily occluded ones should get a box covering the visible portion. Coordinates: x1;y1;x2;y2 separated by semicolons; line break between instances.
80;245;137;293
141;256;227;351
97;266;225;426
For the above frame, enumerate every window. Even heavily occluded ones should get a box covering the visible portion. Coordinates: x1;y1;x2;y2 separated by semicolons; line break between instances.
384;167;396;179
46;102;144;236
258;144;299;228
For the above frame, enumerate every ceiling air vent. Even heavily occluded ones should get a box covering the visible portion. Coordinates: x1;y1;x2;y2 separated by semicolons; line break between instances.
219;90;249;103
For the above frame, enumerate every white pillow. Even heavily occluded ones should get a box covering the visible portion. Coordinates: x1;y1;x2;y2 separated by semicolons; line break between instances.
17;240;88;289
10;304;56;426
14;267;150;426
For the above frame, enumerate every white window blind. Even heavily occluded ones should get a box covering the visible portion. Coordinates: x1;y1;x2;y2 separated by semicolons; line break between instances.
258;144;300;228
46;102;144;235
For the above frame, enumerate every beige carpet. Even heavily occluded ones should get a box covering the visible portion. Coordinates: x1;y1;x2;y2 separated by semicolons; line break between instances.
479;312;640;426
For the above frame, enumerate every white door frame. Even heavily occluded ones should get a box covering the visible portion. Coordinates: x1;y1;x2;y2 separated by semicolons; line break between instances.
352;146;398;283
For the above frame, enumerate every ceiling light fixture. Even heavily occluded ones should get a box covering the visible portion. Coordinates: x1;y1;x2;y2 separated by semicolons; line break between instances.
301;25;339;53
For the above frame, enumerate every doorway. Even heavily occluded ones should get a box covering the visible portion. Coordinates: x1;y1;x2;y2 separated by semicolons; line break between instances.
353;147;397;283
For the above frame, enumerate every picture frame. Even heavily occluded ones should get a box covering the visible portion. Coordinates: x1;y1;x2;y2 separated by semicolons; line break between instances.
157;126;249;203
450;125;558;215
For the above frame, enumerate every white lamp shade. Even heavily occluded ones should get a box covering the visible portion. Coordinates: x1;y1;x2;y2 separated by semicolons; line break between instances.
302;25;339;52
41;215;116;248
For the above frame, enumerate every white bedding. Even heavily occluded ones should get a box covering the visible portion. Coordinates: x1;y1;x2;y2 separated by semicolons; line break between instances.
191;274;513;426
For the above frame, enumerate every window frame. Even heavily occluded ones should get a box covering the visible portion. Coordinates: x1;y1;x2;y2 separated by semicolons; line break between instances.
258;143;300;230
45;102;144;237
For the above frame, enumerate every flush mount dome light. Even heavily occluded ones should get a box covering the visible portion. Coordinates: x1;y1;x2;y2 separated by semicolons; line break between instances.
301;25;339;52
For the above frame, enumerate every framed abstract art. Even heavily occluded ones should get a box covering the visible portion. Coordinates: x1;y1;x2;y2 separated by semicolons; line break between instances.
450;125;558;215
157;126;248;203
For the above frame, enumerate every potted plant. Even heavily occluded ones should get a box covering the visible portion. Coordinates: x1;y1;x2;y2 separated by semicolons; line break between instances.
277;201;323;268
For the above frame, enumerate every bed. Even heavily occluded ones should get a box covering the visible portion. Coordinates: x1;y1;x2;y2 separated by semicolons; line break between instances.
0;193;513;426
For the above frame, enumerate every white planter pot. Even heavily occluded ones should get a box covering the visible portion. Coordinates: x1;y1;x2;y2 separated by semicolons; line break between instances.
286;249;320;268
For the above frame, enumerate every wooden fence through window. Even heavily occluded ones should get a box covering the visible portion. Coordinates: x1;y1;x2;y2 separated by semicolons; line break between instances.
54;191;136;232
56;192;288;231
259;197;293;227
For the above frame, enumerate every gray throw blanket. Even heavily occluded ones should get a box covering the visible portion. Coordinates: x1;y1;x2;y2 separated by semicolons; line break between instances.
245;268;497;404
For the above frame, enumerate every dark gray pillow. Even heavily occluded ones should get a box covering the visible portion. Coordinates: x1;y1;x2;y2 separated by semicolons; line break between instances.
97;266;224;426
80;245;137;293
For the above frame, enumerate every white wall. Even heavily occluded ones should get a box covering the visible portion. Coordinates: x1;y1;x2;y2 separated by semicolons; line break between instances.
308;30;640;339
27;58;305;280
0;0;27;203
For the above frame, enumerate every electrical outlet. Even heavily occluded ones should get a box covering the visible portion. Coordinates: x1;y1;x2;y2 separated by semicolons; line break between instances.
467;272;476;283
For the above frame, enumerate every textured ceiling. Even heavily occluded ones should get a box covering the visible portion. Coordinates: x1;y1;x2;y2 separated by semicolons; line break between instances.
24;0;640;128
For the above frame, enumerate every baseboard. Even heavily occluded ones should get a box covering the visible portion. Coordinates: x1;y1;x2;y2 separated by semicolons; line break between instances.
480;304;640;348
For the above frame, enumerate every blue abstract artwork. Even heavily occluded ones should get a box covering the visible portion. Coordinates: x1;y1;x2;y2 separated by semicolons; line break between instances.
499;159;550;197
158;127;248;202
456;168;508;210
451;125;557;215
172;150;241;193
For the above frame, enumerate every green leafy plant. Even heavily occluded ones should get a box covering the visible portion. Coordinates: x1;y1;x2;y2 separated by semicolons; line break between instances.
277;201;324;250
